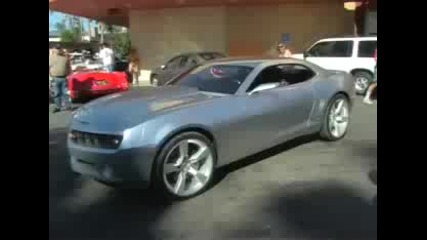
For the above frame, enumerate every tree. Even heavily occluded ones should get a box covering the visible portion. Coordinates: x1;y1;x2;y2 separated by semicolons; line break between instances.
60;28;81;42
55;16;82;43
100;23;131;58
114;32;131;59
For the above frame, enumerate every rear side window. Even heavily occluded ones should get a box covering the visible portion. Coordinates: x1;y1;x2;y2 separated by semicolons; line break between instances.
199;52;226;61
212;53;226;58
358;40;377;57
307;40;354;57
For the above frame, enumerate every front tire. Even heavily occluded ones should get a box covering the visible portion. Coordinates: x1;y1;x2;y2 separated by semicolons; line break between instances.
153;132;216;200
320;94;350;141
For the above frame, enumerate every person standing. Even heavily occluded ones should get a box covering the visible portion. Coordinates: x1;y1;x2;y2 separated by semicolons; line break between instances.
128;48;140;85
99;43;115;72
277;43;292;58
49;46;72;113
363;48;377;104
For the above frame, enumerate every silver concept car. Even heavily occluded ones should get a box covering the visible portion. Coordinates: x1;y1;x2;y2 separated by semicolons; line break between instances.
68;58;356;200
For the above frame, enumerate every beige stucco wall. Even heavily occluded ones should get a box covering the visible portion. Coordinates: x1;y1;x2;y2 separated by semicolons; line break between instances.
226;3;353;57
129;7;227;70
129;3;353;73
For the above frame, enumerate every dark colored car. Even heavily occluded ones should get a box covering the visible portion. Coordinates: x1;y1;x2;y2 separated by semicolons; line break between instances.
150;51;226;86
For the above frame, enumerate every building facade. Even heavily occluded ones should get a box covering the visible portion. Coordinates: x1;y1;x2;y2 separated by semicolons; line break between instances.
50;0;376;72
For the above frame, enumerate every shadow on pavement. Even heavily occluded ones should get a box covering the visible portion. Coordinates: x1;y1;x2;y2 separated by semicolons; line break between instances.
50;127;377;240
276;181;377;239
211;134;319;188
49;128;76;200
49;128;173;240
368;168;377;205
221;181;377;240
355;144;377;163
49;129;319;240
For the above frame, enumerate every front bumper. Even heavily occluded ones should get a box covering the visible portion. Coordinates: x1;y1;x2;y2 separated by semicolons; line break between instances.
68;138;157;187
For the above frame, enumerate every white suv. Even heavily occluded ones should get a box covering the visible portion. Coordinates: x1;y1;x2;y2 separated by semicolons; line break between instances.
293;36;377;94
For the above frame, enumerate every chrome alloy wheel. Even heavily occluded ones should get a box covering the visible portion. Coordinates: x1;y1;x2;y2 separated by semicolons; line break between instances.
162;139;214;197
355;77;369;93
328;98;350;138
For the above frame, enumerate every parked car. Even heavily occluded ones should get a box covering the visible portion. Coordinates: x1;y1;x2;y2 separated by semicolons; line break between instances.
71;59;103;72
49;59;130;103
150;51;226;86
71;58;128;72
67;70;129;103
68;58;355;200
293;36;377;94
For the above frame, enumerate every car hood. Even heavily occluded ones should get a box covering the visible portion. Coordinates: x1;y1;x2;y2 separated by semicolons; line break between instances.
72;86;222;131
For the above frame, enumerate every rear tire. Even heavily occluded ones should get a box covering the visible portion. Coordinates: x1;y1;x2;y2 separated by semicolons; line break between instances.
320;94;350;141
353;71;373;95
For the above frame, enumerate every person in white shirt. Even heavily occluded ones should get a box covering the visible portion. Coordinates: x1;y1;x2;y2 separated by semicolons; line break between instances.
99;43;115;72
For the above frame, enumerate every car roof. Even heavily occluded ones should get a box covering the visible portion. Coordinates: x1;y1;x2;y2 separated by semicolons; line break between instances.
180;51;226;56
317;36;377;42
204;57;312;68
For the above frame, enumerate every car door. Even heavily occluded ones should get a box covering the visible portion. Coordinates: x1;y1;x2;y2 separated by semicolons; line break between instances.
273;83;315;140
219;87;288;164
227;66;291;158
304;40;355;73
266;64;316;141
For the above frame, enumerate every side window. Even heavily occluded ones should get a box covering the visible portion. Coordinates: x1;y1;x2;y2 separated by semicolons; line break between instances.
247;64;316;92
329;41;354;57
358;40;377;57
277;64;316;85
199;53;216;61
307;42;333;57
307;41;353;57
212;53;226;59
179;56;189;67
199;52;226;61
166;56;182;69
188;57;198;66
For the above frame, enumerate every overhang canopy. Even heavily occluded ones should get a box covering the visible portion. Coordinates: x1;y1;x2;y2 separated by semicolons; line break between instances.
49;0;356;27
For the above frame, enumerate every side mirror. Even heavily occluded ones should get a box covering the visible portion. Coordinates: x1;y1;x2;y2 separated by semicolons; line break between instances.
303;51;308;59
161;65;166;70
249;83;280;95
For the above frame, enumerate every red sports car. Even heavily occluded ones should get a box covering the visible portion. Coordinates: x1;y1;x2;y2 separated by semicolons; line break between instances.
67;70;130;102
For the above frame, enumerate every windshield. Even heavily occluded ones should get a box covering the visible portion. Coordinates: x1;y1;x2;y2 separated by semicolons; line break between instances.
168;64;254;94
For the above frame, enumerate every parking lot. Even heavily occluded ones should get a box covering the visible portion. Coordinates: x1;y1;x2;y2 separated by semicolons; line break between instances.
49;96;377;240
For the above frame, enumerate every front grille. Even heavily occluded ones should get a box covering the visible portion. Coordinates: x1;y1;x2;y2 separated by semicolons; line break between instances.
69;130;123;149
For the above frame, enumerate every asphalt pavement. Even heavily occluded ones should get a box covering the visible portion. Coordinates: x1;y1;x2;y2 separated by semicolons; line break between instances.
49;96;377;240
